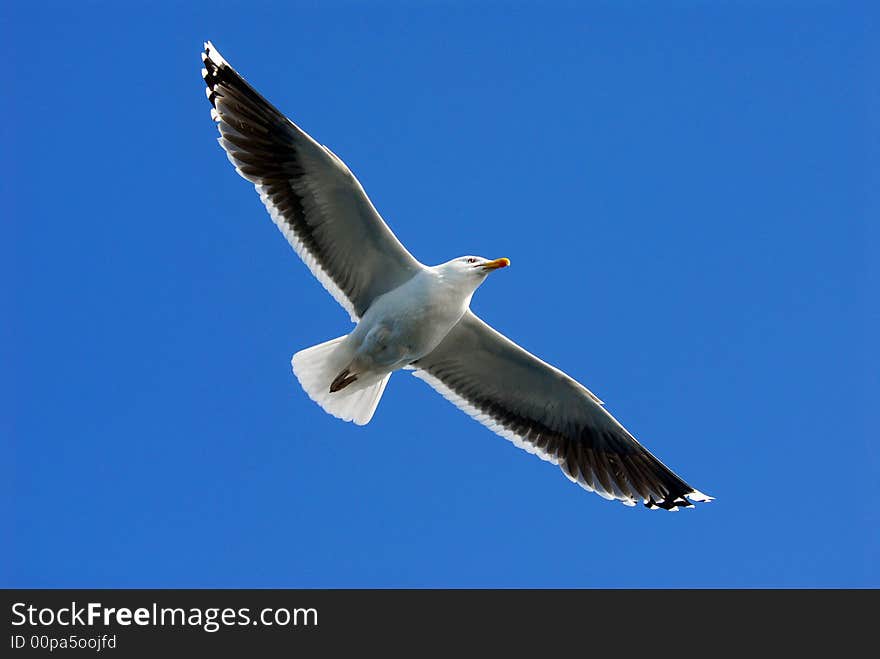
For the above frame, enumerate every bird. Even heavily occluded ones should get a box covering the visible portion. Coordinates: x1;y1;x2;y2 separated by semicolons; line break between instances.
201;41;712;511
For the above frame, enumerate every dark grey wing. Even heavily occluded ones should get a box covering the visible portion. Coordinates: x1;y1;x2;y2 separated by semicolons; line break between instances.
413;311;712;510
201;42;423;321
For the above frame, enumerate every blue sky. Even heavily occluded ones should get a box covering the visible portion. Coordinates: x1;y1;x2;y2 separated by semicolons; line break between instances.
3;1;877;587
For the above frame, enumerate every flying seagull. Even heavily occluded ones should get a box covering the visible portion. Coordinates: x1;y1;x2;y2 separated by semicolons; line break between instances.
201;41;712;510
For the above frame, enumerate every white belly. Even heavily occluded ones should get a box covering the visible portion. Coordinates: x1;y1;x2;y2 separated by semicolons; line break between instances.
347;271;470;372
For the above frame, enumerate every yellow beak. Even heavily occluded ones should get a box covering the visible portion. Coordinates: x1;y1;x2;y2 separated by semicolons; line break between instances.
480;257;510;271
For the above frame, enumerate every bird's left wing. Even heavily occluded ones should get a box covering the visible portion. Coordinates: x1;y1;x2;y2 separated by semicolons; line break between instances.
413;311;712;510
201;42;423;321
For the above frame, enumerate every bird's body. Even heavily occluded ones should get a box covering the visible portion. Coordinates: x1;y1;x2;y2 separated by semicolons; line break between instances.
349;262;480;373
201;41;713;511
293;257;509;424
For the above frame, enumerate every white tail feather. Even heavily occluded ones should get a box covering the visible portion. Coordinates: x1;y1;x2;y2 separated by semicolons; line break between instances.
290;336;390;425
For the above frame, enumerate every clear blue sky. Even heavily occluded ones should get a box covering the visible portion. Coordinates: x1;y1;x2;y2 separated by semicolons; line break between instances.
3;1;877;587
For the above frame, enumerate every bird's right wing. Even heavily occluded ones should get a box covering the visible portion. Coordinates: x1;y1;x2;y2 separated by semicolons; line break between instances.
413;311;712;510
201;42;423;321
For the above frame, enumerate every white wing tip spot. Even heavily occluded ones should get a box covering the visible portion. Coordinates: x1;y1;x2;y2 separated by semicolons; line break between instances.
204;41;228;67
687;490;714;503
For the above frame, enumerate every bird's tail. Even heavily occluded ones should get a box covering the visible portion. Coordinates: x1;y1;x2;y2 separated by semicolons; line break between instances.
291;336;390;426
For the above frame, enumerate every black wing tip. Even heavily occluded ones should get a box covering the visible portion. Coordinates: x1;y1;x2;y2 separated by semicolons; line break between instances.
644;489;714;512
201;41;228;107
201;41;244;109
199;41;287;131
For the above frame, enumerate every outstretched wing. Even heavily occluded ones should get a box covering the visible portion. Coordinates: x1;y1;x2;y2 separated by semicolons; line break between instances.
201;42;423;321
413;311;712;510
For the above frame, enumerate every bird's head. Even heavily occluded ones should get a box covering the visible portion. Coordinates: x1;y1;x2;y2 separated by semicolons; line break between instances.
435;255;511;291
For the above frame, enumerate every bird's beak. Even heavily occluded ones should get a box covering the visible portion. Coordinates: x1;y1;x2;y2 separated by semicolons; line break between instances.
480;257;510;271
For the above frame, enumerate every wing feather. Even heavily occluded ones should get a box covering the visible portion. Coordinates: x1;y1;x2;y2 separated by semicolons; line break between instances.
413;311;712;510
201;42;423;320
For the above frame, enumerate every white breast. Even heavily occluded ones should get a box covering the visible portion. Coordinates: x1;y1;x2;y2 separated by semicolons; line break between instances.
353;269;474;368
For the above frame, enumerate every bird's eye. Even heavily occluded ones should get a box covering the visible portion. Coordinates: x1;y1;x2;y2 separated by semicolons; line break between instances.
466;258;477;264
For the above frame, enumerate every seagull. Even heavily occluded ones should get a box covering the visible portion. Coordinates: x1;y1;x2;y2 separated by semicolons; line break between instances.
201;41;712;511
